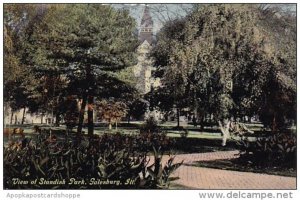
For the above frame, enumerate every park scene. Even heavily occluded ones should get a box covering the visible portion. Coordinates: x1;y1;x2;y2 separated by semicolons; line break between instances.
3;4;296;189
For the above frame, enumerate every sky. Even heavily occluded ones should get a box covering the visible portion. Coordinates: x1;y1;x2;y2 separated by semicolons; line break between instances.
112;4;193;34
112;3;296;35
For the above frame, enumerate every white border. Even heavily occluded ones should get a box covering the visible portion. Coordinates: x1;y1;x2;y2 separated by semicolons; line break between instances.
0;1;299;200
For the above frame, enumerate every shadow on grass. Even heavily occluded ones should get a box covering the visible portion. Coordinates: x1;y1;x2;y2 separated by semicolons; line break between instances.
171;137;237;154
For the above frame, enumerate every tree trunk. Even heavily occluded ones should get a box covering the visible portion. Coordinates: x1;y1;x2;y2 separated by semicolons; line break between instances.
10;111;14;125
21;106;26;124
200;116;205;132
193;90;198;127
77;94;88;135
55;112;60;127
192;116;197;127
15;115;18;124
127;114;131;124
115;121;118;130
176;107;180;127
218;120;231;146
4;104;9;128
41;114;43;124
109;122;112;130
272;115;277;133
209;113;214;128
87;95;94;136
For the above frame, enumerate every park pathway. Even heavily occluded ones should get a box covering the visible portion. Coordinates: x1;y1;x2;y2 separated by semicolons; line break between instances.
158;151;296;189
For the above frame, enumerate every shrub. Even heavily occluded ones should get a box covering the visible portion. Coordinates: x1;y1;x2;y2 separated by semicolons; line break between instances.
237;133;296;168
63;96;79;132
4;130;181;189
179;129;189;139
138;117;174;152
140;116;159;134
138;131;175;153
139;147;183;189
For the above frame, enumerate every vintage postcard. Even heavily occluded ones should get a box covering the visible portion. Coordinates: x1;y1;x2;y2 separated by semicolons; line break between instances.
3;2;296;191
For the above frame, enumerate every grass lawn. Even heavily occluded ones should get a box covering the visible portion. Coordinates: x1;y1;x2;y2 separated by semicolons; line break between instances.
7;123;224;139
4;122;288;155
4;123;237;154
166;130;221;139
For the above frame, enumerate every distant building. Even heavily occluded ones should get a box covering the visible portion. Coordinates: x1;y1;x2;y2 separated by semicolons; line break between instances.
139;6;154;45
133;6;160;94
133;6;162;120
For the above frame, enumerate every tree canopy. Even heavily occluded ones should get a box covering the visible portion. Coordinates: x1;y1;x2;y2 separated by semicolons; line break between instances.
151;4;296;130
4;4;139;134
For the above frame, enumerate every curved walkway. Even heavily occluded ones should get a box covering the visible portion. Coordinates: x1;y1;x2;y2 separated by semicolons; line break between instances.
161;151;296;189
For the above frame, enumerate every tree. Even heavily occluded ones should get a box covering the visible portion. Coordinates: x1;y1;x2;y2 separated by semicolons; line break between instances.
62;95;79;133
127;98;148;122
3;5;37;125
151;4;296;134
114;65;147;123
150;18;189;127
28;4;139;136
4;4;61;125
96;99;127;130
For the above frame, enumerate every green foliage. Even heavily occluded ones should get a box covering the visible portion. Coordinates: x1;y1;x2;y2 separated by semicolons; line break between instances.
3;26;21;85
114;66;138;88
145;86;175;113
151;4;296;129
127;98;148;121
140;116;160;134
29;5;139;71
3;4;38;87
139;147;183;189
62;96;79;131
237;133;296;168
138;132;174;153
96;98;127;129
4;4;139;133
257;70;296;131
4;25;30;116
179;128;189;139
4;5;57;118
4;130;181;189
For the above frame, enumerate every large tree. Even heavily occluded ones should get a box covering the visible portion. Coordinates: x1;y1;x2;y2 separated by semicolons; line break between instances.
27;4;139;136
150;18;190;127
151;4;296;132
3;4;43;125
